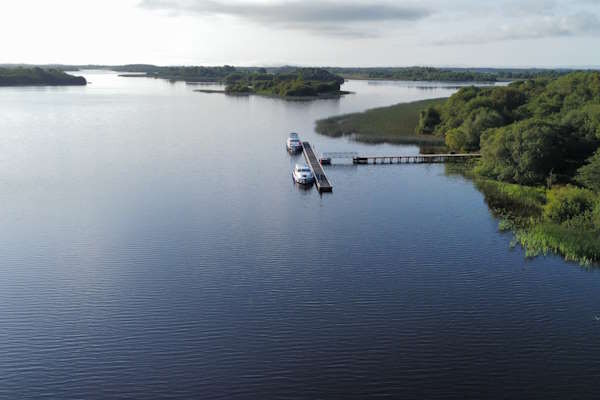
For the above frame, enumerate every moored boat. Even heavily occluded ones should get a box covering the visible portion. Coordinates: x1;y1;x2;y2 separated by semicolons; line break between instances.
286;132;302;152
292;163;314;184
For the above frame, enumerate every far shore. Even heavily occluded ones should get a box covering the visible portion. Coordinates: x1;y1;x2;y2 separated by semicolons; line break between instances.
194;89;352;101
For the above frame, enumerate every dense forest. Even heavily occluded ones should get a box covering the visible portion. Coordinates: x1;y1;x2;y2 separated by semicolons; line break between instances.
327;67;567;82
416;72;600;263
224;68;346;98
0;67;86;86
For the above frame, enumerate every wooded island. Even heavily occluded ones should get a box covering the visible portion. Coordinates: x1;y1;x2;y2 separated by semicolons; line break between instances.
0;67;86;86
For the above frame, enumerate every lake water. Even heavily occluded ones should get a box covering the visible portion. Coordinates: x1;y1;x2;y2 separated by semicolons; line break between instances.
1;71;599;399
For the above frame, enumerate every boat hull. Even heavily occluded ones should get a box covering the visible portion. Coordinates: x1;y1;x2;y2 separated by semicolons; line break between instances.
292;173;314;185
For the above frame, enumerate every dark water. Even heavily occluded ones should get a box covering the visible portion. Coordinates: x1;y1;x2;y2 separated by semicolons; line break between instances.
1;72;599;399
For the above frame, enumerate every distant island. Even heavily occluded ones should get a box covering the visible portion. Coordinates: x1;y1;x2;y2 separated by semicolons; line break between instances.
318;71;600;264
222;68;347;99
110;65;348;99
0;67;86;86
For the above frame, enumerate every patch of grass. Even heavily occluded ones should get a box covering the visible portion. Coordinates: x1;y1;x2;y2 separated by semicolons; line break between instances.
473;178;600;265
315;98;447;145
475;179;546;219
514;222;600;266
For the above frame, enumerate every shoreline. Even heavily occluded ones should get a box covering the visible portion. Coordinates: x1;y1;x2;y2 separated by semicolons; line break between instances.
340;76;502;83
316;98;447;144
194;89;352;101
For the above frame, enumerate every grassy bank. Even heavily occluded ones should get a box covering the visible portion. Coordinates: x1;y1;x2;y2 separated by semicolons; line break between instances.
453;167;600;265
315;98;447;145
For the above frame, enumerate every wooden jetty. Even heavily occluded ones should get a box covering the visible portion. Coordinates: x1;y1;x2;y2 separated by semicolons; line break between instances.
351;153;480;165
302;142;333;193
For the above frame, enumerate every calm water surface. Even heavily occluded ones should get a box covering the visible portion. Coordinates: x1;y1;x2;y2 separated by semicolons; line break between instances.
1;72;599;399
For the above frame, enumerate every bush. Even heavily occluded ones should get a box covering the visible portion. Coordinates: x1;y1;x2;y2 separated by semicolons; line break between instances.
543;186;595;223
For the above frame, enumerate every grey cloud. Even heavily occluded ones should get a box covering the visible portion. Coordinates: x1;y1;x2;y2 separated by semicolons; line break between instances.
139;0;431;37
433;11;600;45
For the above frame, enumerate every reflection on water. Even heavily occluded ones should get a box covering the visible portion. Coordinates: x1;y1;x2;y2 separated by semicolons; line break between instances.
0;72;598;400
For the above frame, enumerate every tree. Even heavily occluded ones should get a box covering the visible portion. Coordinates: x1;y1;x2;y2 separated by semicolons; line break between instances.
415;106;440;135
477;119;566;185
576;150;600;192
445;128;469;151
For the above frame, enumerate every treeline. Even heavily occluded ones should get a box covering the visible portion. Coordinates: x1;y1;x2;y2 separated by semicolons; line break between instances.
418;72;600;186
328;67;568;82
2;64;577;83
224;68;345;98
145;65;237;82
419;72;600;263
0;67;86;86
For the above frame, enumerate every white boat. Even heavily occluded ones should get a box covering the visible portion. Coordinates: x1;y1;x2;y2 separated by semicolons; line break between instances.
286;132;302;152
292;163;314;184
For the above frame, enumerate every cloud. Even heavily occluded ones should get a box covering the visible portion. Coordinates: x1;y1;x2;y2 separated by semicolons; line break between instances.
139;0;431;37
434;12;600;45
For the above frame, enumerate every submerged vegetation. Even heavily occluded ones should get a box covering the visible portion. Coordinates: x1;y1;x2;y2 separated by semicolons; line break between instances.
0;67;86;86
316;98;447;144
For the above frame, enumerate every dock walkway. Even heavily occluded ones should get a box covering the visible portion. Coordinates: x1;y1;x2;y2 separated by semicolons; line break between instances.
352;153;480;165
302;142;333;193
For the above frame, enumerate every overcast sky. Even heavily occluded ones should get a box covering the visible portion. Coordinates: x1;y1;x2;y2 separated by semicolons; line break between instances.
2;0;599;67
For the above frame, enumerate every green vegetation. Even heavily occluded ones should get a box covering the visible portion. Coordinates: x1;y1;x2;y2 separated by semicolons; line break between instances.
327;67;569;82
316;98;447;144
474;179;600;265
416;71;600;264
315;70;600;263
0;67;86;86
145;65;237;82
576;150;600;192
2;64;582;84
224;68;346;99
474;178;546;219
419;72;600;184
121;65;346;98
